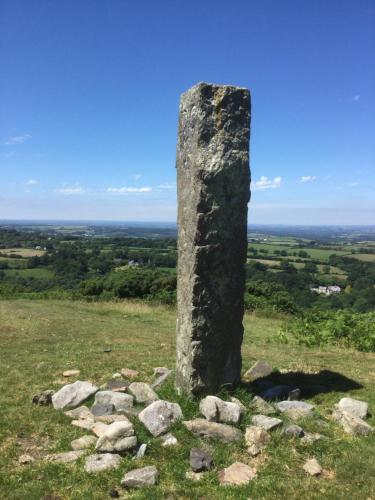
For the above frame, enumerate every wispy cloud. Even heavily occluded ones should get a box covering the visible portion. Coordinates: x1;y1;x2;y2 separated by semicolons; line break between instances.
157;182;176;189
353;95;360;102
300;175;316;183
348;181;359;187
252;176;282;191
133;174;142;180
107;186;152;193
5;134;32;145
26;179;38;185
58;185;85;195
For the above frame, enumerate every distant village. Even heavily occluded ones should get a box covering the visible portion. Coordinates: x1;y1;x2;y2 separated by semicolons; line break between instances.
310;285;341;296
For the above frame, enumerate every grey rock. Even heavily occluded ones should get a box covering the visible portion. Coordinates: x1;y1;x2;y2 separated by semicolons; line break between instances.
332;408;373;436
160;433;178;447
52;381;98;410
243;361;272;381
245;425;271;456
121;368;139;379
301;432;324;444
71;418;95;430
251;396;276;415
32;389;54;406
84;453;122;473
175;82;251;396
230;397;246;414
190;447;213;472
105;380;129;392
95;421;136;452
91;422;110;437
133;443;147;459
218;462;257;485
151;370;172;390
283;424;304;438
94;391;133;412
121;465;159;488
153;367;170;377
276;401;315;419
183;419;242;443
45;450;86;463
64;405;94;420
199;395;242;424
91;403;115;416
128;382;159;404
95;414;130;424
138;400;182;437
251;415;282;431
336;397;368;419
303;458;322;476
71;435;97;450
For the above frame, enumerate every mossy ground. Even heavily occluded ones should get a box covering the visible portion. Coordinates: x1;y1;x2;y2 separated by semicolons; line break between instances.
0;300;374;499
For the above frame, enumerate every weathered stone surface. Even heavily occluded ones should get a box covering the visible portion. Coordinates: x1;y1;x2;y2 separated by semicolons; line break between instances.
95;421;136;452
260;385;298;401
218;462;257;485
251;396;276;415
133;443;147;459
332;408;373;436
121;466;159;488
128;382;159;404
190;447;213;472
71;435;97;450
65;405;93;420
336;397;368;419
243;361;272;381
245;425;271;456
91;422;110;437
138;400;182;437
95;414;130;424
251;415;282;431
175;82;251;396
276;401;315;419
63;369;80;377
32;389;54;406
91;403;115;416
45;450;86;463
183;419;242;443
71;418;95;430
153;367;170;377
199;395;242;424
230;397;246;414
301;432;324;445
94;391;133;412
303;458;322;476
160;433;178;447
52;381;98;410
84;453;122;473
283;424;304;439
152;370;173;390
121;368;139;379
105;380;129;392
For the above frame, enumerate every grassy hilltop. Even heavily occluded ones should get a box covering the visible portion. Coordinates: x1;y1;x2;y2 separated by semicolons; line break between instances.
0;300;374;499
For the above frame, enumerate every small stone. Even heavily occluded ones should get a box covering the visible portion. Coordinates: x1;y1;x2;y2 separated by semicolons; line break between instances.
95;414;130;424
91;422;110;437
288;388;301;400
46;450;86;463
109;488;120;498
336;397;368;419
121;368;139;379
151;370;172;390
84;453;122;473
105;380;130;392
103;348;112;353
283;424;304;438
199;396;243;424
245;426;271;456
121;466;159;488
94;391;133;412
230;397;246;414
96;421;136;452
91;403;115;416
160;433;178;447
190;448;213;472
303;458;322;476
112;373;122;379
65;405;94;420
243;361;273;381
301;432;324;445
185;470;205;481
52;381;98;410
139;400;183;437
183;419;242;443
71;418;95;430
32;390;54;406
251;396;275;415
128;382;159;404
133;443;147;459
153;367;170;377
19;454;35;464
332;409;373;436
218;462;257;486
251;415;283;431
63;370;80;377
71;435;97;450
276;401;315;419
260;385;298;401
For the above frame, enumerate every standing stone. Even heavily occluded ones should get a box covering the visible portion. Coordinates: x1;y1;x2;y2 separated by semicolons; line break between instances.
175;82;251;396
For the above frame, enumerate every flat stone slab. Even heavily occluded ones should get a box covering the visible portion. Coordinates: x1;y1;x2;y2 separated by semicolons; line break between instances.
121;368;140;379
276;401;315;419
91;403;115;416
243;360;272;381
52;381;98;410
151;370;172;390
71;418;95;430
336;397;368;419
91;422;110;437
95;414;130;424
199;396;243;424
71;435;97;450
245;425;271;456
63;370;80;377
94;391;133;412
105;379;130;392
121;466;159;488
96;421;136;452
303;458;322;476
65;405;94;420
218;462;257;485
128;382;159;404
283;424;304;438
139;400;182;437
332;409;373;436
190;447;213;472
183;419;242;443
85;453;121;473
251;396;276;415
251;415;283;431
45;450;86;463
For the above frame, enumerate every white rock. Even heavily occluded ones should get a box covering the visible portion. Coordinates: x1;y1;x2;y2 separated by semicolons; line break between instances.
199;396;242;424
128;382;159;404
64;406;94;420
251;415;282;431
71;435;97;450
84;453;122;473
45;450;86;463
160;433;178;447
91;422;110;437
121;466;159;488
276;401;315;419
139;400;183;437
63;369;80;377
52;381;98;410
245;425;271;456
218;462;257;485
332;408;373;436
336;397;368;419
71;418;95;430
95;421;137;452
94;390;133;412
303;458;322;476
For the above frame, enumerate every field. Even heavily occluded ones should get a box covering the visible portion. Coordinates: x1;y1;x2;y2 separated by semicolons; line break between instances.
0;248;46;257
0;300;374;499
3;268;54;279
349;254;375;262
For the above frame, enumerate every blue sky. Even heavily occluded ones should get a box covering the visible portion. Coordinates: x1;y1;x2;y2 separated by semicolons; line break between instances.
0;0;374;224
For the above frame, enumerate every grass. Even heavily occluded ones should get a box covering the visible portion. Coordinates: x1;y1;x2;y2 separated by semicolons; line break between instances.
0;248;46;257
0;300;374;499
3;268;54;278
349;254;375;262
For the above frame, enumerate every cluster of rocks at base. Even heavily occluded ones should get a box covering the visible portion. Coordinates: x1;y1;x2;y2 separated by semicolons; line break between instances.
29;360;373;490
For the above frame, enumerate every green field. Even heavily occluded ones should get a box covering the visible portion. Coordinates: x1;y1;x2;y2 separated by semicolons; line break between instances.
3;268;54;279
0;300;374;499
248;243;351;262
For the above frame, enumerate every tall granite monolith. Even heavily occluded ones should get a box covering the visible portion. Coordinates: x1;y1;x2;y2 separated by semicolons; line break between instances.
175;82;251;396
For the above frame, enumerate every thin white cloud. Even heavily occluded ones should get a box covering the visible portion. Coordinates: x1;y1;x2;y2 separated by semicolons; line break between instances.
107;186;152;193
5;134;32;145
348;182;359;187
300;175;316;183
26;179;38;185
353;95;360;102
58;185;85;195
252;176;282;191
157;182;176;189
133;174;142;180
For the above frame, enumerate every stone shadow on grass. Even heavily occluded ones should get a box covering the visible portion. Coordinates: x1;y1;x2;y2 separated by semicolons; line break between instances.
243;369;363;400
